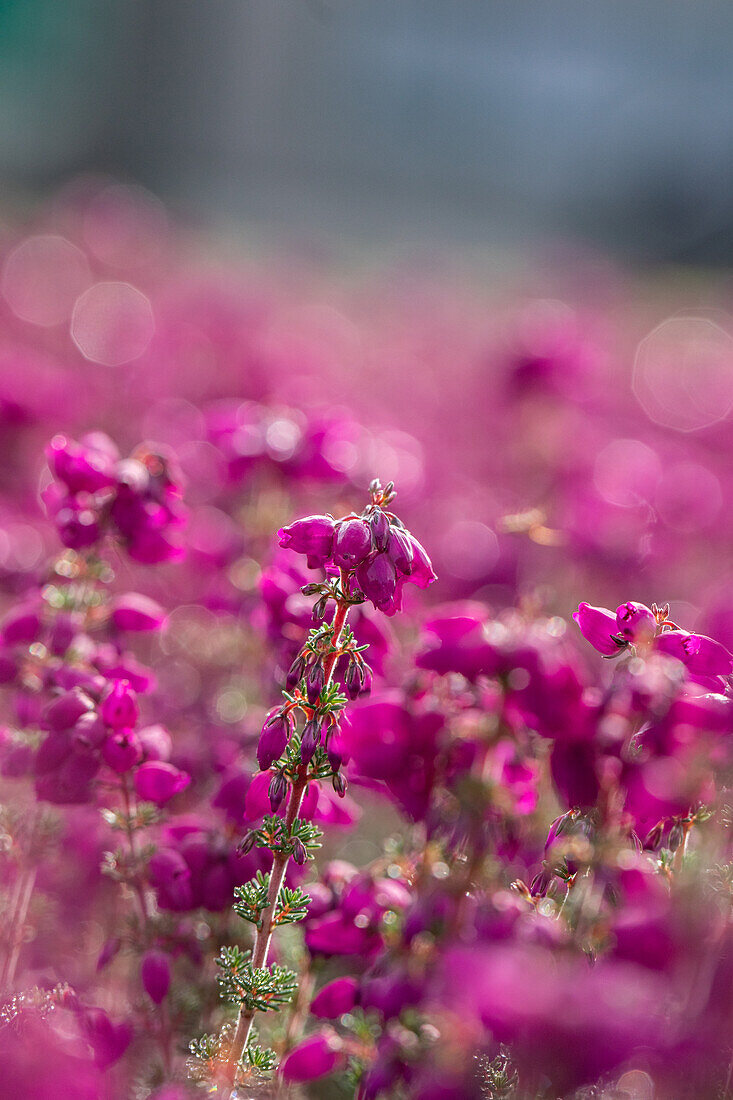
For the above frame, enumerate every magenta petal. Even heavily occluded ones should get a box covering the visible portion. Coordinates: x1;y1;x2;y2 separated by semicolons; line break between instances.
310;976;359;1018
572;602;620;655
134;761;190;805
280;1030;343;1082
656;630;733;676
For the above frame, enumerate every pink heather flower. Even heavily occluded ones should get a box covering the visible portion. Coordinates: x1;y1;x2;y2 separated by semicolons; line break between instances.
278;514;335;569
280;1029;344;1083
615;601;656;644
44;688;95;731
655;630;733;677
141;950;172;1004
573;602;623;656
332;518;372;569
134;761;190;805
356;553;397;612
102;730;143;773
110;593;166;632
100;680;139;730
138;724;173;761
257;711;291;770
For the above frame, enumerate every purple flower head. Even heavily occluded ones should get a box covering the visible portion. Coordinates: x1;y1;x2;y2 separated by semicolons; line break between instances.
278;514;335;569
573;602;624;656
134;761;190;805
280;1029;344;1083
100;679;139;730
257;711;291;771
141;950;171;1004
332;517;372;569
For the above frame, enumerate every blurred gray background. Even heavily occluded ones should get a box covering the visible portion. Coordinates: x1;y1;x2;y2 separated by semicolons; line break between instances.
2;0;733;262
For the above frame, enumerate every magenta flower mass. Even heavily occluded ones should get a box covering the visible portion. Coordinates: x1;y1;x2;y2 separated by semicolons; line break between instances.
0;183;732;1100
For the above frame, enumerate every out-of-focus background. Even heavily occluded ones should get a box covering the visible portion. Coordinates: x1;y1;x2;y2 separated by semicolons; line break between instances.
3;0;733;262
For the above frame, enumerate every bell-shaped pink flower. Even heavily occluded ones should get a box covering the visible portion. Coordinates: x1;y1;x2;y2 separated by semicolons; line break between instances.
134;761;190;805
573;602;622;656
100;680;139;730
615;601;656;644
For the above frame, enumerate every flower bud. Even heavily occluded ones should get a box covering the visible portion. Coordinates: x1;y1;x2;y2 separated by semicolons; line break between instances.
292;837;307;865
286;653;307;691
345;660;363;701
644;821;665;851
306;663;325;705
238;830;257;855
300;718;322;765
356;553;397;613
268;771;288;813
369;509;390;552
258;712;290;771
141;950;171;1004
100;680;139;730
332;771;348;797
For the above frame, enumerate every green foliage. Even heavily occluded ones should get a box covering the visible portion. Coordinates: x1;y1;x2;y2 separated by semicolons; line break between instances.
273;884;310;926
216;945;297;1012
233;871;271;925
250;814;323;860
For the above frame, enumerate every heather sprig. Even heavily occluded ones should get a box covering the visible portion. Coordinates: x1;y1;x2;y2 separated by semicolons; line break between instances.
194;479;435;1095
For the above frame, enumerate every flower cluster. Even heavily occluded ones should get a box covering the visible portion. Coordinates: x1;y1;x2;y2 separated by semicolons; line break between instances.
43;433;186;563
1;184;733;1100
190;481;434;1095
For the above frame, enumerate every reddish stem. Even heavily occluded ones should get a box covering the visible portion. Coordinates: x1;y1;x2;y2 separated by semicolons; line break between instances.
222;594;350;1093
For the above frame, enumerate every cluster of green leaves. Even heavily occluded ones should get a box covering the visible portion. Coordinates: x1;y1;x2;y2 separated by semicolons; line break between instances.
245;814;323;860
216;944;298;1012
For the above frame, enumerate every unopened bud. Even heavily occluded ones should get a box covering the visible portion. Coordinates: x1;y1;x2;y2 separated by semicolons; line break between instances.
238;830;257;855
268;771;288;813
291;837;307;865
286;654;307;692
306;663;325;705
300;719;321;765
332;771;347;797
369;509;390;552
